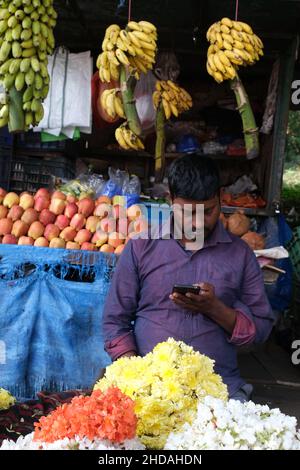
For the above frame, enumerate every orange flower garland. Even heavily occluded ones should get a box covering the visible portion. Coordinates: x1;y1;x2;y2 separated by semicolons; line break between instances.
34;387;137;444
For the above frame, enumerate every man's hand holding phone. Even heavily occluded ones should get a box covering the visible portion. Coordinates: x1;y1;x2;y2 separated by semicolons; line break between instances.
170;282;218;315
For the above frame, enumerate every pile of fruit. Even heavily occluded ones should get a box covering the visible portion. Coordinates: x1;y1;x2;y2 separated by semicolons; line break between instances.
0;0;57;131
220;210;265;250
97;21;157;83
206;17;263;83
0;187;148;254
152;80;193;120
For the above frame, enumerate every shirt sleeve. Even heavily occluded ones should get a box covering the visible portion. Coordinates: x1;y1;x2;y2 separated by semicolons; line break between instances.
103;240;140;360
229;310;256;346
231;245;276;344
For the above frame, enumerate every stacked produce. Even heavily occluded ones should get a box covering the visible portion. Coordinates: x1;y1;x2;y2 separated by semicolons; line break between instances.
206;17;263;83
152;80;193;120
0;387;15;410
0;0;57;132
97;21;157;83
220;210;266;250
0;187;148;253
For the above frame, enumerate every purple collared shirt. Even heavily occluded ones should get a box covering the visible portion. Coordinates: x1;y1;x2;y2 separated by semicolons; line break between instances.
103;220;275;397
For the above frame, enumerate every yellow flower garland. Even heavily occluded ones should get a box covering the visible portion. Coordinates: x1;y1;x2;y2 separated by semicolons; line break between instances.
95;338;228;449
0;388;16;411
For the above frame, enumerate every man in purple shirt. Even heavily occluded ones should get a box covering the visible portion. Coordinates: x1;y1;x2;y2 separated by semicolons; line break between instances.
103;155;275;401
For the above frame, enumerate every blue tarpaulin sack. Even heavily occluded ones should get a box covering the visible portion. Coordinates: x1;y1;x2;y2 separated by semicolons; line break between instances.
0;245;116;399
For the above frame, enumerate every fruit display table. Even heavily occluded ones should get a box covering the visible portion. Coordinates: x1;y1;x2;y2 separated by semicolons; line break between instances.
0;244;114;400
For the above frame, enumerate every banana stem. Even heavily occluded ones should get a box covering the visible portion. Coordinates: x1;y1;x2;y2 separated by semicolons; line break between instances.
120;65;142;136
230;74;259;160
155;103;166;182
8;86;25;133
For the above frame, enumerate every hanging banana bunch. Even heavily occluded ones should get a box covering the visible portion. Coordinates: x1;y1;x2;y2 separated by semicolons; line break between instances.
152;80;193;120
206;17;263;83
97;20;157;83
0;0;57;131
115;122;145;151
206;17;262;160
101;88;126;119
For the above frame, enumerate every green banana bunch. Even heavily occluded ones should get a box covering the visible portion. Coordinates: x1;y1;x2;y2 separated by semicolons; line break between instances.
97;20;157;83
0;0;57;129
206;17;263;83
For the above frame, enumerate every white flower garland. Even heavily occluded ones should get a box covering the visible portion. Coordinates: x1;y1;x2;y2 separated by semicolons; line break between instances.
164;396;300;450
0;433;145;451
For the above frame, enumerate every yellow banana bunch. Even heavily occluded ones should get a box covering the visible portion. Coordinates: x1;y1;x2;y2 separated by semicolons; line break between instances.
206;17;263;83
153;80;193;120
115;123;145;151
100;88;125;119
0;0;57;129
97;20;157;83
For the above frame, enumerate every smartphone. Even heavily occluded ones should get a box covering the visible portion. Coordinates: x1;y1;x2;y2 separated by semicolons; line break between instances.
172;284;201;295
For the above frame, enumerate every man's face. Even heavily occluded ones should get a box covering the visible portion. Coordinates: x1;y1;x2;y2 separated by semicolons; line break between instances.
172;195;221;240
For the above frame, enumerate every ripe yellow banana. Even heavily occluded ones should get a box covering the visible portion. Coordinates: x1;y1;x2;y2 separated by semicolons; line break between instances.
212;70;224;83
162;98;171;120
207;53;218;72
217;50;231;68
138;21;157;33
128;31;142;48
114;94;125;118
152;90;161;109
115;127;130;149
220;17;233;28
237;21;253;34
116;48;130;66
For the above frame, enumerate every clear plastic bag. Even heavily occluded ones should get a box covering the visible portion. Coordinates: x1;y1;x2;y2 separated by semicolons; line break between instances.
134;71;157;132
122;174;141;208
58;172;105;199
101;168;129;198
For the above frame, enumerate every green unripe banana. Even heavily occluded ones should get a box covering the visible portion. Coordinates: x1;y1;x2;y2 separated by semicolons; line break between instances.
23;84;33;102
32;21;41;35
31;57;40;72
23;100;32;111
5;28;13;42
9;58;21;74
0;58;13;74
0;19;8;35
0;104;9;119
41;84;49;99
15;71;25;91
25;67;34;85
12;41;22;58
3;72;17;90
21;29;32;41
22;17;32;29
0;9;9;20
35;106;44;123
12;23;22;40
34;72;43;90
22;47;36;58
0;116;9;128
0;41;12;62
15;10;25;21
20;57;31;73
31;11;40;21
7;16;18;29
25;111;34;127
21;40;33;49
31;97;42;113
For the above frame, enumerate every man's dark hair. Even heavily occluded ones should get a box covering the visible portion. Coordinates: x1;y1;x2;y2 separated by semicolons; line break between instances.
168;154;220;201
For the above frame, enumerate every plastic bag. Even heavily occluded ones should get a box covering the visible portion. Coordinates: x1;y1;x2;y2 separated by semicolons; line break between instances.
101;168;129;198
122;174;141;208
134;71;157;132
58;172;105;199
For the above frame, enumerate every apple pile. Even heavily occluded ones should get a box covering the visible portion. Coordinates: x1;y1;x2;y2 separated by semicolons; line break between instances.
0;188;148;256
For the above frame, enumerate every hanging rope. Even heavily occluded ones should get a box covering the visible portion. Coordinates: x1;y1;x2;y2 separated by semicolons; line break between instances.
128;0;132;22
235;0;239;21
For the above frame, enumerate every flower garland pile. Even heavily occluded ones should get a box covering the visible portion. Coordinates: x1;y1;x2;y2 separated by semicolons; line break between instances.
94;338;228;449
164;396;300;450
0;388;16;410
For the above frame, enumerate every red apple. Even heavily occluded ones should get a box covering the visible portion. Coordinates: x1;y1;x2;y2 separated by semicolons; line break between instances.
92;230;108;247
117;217;129;236
81;242;96;251
49;238;66;249
49;198;66;215
7;205;24;221
96;196;111;206
0;205;8;219
86;216;100;233
0;188;7;204
0;218;13;235
134;217;149;233
44;224;60;241
64;202;78;219
66;195;77;204
70;213;86;231
114;244;125;255
55;215;70;231
39;209;56;226
21;208;39;225
127;204;143;221
2;234;18;245
60;227;77;242
28;221;45;240
12;220;29;238
94;203;112;219
100;244;114;253
112;204;127;220
108;231;126;249
3;192;20;209
51;190;66;200
34;237;49;247
19;193;35;210
66;241;80;250
34;196;50;212
74;229;92;245
77;197;95;217
34;188;50;200
100;217;117;233
18;236;34;246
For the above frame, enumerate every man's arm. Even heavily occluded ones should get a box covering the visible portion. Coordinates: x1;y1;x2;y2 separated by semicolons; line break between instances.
103;240;140;360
